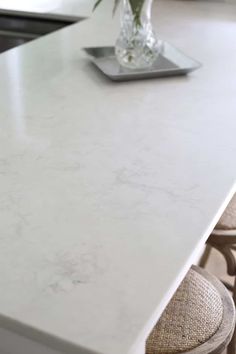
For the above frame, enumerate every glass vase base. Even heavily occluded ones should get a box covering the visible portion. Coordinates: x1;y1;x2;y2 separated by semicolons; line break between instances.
115;39;163;69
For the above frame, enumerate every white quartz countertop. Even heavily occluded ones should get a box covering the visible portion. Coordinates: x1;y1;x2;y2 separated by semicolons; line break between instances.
0;1;236;354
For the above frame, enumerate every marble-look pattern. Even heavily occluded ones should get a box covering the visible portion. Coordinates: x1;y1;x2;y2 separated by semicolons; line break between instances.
0;1;236;354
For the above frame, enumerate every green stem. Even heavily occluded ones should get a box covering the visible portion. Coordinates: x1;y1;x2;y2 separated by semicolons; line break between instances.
93;0;146;26
129;0;145;27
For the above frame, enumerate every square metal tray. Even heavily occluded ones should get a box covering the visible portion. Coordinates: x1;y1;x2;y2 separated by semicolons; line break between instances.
83;42;201;81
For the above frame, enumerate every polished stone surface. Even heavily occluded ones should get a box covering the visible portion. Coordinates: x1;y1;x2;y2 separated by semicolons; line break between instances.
0;1;236;354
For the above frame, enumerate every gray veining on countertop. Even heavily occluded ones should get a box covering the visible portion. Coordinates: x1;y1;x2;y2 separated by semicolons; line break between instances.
0;1;236;354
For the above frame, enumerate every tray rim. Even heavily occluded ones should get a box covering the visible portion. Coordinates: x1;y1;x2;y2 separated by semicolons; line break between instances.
83;42;202;81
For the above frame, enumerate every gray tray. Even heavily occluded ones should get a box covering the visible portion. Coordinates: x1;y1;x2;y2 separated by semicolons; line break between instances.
84;42;201;81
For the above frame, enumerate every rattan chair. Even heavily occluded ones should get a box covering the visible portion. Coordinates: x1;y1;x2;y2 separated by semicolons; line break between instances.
200;194;236;354
146;266;235;354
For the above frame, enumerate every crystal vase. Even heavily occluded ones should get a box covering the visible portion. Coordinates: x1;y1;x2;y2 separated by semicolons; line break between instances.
115;0;161;69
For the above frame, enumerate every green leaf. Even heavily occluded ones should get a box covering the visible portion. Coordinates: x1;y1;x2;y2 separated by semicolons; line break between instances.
112;0;121;16
93;0;103;11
